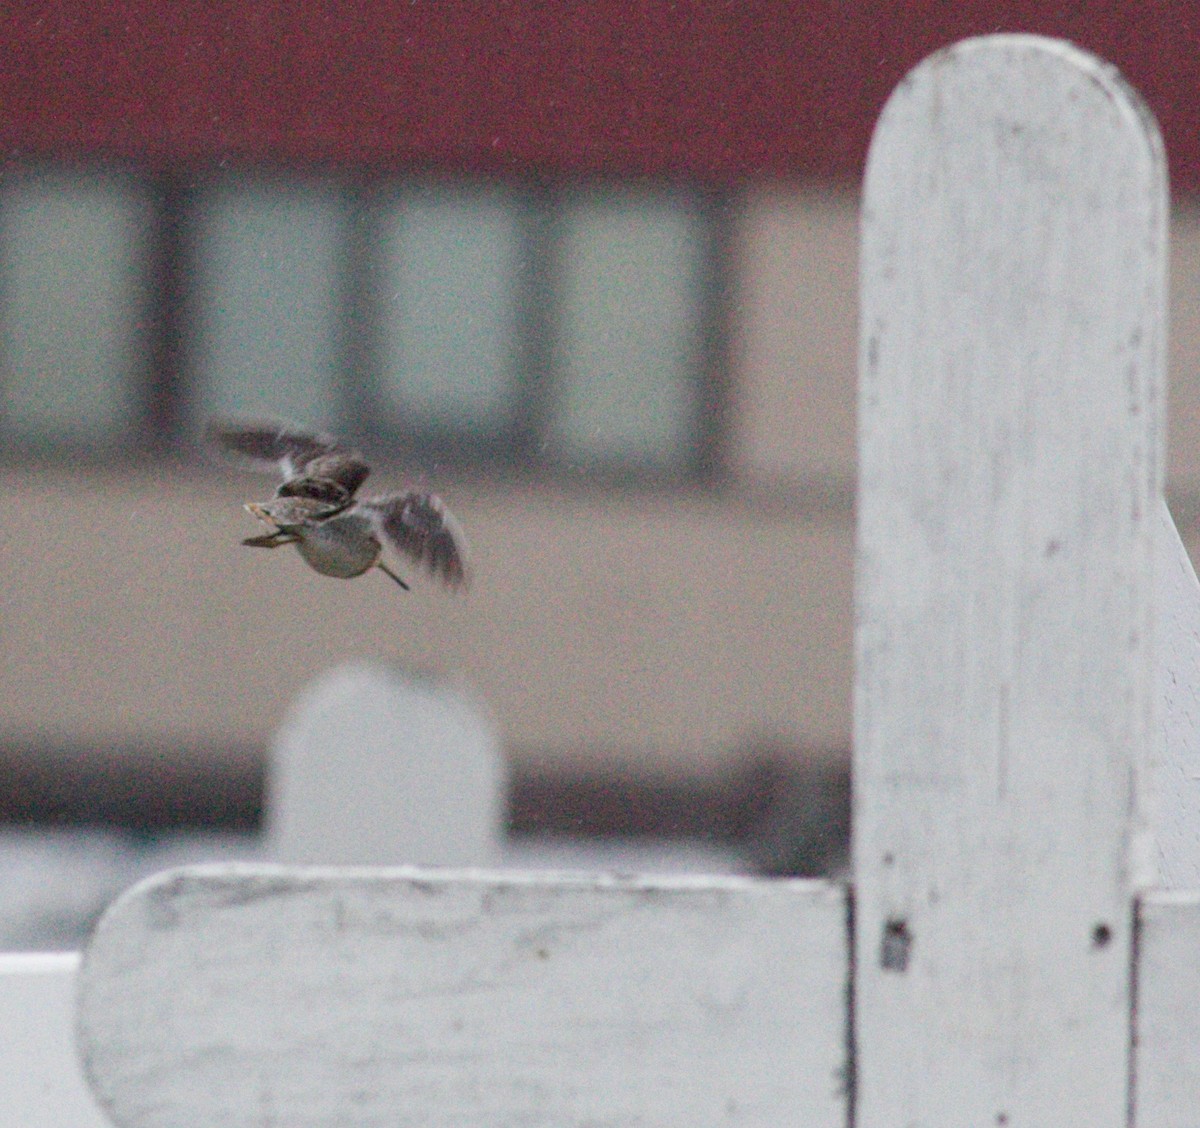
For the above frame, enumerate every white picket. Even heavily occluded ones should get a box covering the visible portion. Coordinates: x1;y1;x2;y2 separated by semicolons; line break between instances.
853;34;1164;1126
76;865;848;1128
267;663;503;867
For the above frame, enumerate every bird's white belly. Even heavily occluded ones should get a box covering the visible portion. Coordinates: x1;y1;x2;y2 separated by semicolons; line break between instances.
295;515;380;578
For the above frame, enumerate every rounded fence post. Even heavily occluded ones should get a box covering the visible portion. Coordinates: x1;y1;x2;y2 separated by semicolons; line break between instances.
853;34;1166;1125
266;662;504;867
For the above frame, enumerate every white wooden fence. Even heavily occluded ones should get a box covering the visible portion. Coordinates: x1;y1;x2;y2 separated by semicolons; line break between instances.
11;32;1200;1127
266;662;504;868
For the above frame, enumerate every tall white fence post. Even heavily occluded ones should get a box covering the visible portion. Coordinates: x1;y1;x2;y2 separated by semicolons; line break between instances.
854;35;1164;1126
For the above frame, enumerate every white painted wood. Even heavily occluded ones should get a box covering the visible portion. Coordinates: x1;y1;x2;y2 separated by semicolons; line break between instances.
267;663;503;866
0;952;112;1126
854;34;1166;1127
1154;500;1200;887
1135;890;1200;1125
77;864;848;1128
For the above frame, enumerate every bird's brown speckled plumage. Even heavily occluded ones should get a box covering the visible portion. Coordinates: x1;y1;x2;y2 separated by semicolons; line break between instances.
207;419;469;591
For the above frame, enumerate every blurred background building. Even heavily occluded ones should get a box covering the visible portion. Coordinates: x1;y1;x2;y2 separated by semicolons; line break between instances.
2;5;1200;885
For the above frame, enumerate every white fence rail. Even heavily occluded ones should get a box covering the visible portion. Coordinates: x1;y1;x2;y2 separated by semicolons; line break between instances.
80;868;848;1127
0;953;109;1127
32;32;1200;1127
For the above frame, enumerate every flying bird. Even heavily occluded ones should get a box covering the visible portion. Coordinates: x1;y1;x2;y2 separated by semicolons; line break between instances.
206;419;468;592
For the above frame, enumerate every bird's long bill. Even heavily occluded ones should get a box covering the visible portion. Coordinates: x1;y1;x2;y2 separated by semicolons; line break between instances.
244;502;276;526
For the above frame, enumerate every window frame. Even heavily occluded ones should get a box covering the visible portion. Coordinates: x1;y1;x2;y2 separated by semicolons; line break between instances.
0;164;733;487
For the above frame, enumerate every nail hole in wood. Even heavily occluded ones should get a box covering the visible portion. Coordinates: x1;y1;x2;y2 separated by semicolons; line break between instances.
1091;922;1112;949
880;917;911;972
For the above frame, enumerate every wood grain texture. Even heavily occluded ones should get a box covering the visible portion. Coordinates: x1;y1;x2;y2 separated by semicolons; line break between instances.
854;34;1165;1125
1135;891;1200;1126
77;864;848;1128
1154;501;1200;888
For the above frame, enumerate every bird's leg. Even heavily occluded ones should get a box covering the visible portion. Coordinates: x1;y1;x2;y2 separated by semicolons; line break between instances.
241;531;298;549
376;562;411;591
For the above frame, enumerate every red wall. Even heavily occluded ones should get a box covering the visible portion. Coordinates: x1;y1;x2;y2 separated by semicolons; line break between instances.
2;3;1199;186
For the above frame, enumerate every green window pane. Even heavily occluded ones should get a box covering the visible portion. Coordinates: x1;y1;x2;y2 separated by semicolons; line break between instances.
375;190;522;433
548;195;706;471
0;174;149;444
191;185;345;431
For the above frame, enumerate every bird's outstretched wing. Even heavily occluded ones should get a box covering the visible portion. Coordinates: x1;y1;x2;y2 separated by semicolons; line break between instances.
360;492;470;588
205;419;370;499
